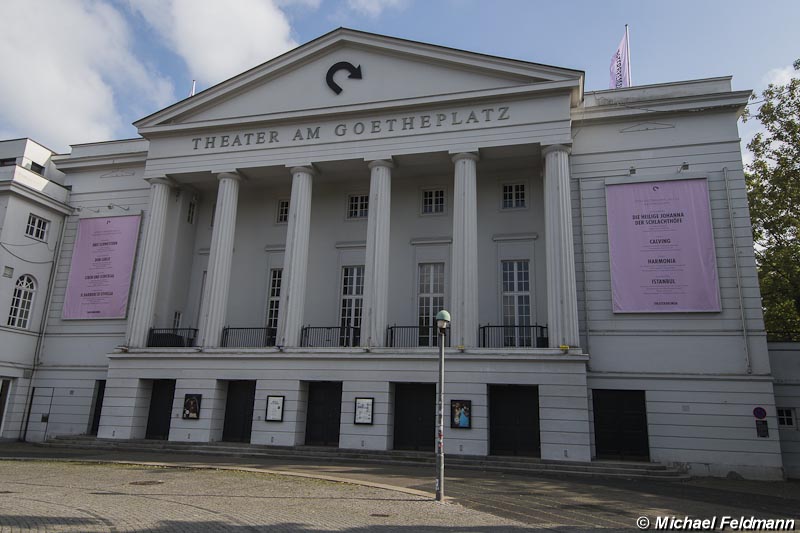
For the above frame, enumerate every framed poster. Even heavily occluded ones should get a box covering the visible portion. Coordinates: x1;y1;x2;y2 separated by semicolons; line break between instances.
266;395;285;422
354;397;374;425
63;215;141;319
451;400;471;429
605;178;721;313
182;394;202;419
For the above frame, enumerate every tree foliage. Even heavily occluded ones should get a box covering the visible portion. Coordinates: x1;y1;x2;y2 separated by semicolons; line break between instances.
745;60;800;340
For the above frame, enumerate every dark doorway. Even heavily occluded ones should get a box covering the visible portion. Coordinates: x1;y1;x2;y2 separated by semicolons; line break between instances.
0;379;10;432
393;383;435;451
222;380;256;443
145;379;175;440
593;389;650;460
305;381;342;446
489;385;540;457
89;380;106;435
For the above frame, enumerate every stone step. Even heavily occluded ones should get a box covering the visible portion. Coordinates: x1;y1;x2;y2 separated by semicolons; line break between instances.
43;437;689;480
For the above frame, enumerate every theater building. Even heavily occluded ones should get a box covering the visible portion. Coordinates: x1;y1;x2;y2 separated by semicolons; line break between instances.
0;29;795;479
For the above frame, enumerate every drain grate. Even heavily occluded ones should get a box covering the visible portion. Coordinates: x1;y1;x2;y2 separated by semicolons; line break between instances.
370;514;391;518
129;480;164;486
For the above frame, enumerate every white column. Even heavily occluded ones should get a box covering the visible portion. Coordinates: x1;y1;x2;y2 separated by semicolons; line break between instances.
197;171;242;347
543;144;580;348
127;177;172;348
361;159;393;347
450;152;480;348
277;166;314;347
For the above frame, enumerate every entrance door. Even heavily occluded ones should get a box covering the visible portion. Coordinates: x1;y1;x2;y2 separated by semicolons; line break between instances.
145;379;175;440
393;383;435;451
593;389;650;460
89;380;106;435
222;380;256;443
0;379;10;433
489;385;540;457
305;382;342;446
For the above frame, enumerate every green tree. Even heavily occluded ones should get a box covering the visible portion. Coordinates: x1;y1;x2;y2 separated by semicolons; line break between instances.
745;59;800;340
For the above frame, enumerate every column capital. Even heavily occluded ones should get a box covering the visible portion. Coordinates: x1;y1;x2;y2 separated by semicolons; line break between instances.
367;159;395;170
288;165;317;176
541;144;572;157
145;176;175;188
217;171;243;182
451;152;480;164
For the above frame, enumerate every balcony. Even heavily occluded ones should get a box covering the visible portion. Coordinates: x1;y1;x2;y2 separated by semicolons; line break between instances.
386;325;451;348
479;324;549;348
301;324;361;347
221;327;277;348
146;328;198;347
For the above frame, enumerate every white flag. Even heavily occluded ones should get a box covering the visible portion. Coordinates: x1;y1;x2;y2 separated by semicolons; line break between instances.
609;29;631;89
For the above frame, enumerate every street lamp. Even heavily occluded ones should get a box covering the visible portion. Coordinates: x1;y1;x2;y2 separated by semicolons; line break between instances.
435;309;450;502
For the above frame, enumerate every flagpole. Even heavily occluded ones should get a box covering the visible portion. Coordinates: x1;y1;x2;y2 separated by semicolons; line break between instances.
625;24;632;86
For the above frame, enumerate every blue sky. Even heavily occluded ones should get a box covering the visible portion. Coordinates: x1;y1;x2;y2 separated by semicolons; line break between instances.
1;0;797;154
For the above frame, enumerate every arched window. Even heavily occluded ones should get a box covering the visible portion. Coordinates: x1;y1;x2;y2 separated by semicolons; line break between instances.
7;274;36;329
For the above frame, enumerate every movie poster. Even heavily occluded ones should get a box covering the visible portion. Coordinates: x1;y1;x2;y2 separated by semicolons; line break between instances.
62;215;141;319
605;179;720;313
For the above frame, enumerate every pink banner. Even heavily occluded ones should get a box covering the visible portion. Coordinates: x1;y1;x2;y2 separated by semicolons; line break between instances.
62;215;141;319
606;179;720;313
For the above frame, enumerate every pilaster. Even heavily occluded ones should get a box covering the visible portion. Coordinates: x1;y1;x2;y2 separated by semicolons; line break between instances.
450;152;480;347
197;172;242;347
361;159;393;347
277;166;315;347
126;177;172;348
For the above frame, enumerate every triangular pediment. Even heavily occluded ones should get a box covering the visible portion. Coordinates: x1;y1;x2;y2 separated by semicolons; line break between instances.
136;28;583;132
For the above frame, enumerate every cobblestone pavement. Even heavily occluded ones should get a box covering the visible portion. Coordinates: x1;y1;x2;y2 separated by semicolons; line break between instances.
1;444;799;531
0;461;528;532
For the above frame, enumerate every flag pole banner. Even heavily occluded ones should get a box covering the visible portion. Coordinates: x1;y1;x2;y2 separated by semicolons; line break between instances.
609;30;631;89
605;179;721;313
62;215;141;319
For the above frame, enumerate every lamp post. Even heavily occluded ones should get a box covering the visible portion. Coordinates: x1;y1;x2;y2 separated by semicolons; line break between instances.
435;309;450;502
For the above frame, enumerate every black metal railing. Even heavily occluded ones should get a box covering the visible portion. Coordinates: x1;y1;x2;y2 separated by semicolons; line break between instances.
479;324;548;348
301;324;361;347
221;327;277;347
147;328;198;347
386;325;452;348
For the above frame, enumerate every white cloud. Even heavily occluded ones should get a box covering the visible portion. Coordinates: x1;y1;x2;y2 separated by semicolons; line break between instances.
763;65;795;87
0;0;174;152
131;0;298;88
275;0;322;8
346;0;407;17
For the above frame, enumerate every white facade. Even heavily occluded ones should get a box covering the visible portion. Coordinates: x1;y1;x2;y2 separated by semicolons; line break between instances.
0;29;792;479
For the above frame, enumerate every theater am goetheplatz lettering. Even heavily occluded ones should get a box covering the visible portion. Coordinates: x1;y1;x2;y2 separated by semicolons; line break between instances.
0;28;797;480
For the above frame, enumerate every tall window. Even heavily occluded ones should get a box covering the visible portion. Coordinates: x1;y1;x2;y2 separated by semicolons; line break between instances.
266;268;282;331
25;214;49;241
347;194;369;219
187;198;196;224
502;183;526;209
502;260;532;347
7;274;36;329
421;189;445;215
339;266;364;346
418;263;445;346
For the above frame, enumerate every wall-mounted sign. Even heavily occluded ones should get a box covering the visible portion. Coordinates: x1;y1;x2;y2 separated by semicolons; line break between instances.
753;407;767;420
183;394;202;419
451;400;471;429
266;395;285;422
62;215;141;319
354;397;374;425
605;178;721;313
326;61;362;94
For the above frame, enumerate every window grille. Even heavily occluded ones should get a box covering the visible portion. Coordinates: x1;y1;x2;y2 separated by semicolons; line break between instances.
422;189;445;214
266;268;282;329
25;214;49;241
502;260;532;347
502;183;526;209
418;263;445;346
277;199;290;223
7;274;36;329
347;194;369;219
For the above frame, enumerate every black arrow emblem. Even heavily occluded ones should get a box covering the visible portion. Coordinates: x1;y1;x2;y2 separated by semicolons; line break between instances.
326;61;362;95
